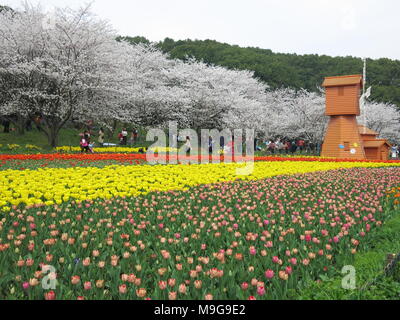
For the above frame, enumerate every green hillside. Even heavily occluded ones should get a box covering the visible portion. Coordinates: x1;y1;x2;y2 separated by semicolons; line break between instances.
119;36;400;108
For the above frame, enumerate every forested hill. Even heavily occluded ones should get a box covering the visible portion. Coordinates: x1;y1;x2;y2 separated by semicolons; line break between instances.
119;36;400;108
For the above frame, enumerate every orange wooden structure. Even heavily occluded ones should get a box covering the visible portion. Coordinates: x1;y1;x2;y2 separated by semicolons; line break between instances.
320;75;390;160
358;125;391;160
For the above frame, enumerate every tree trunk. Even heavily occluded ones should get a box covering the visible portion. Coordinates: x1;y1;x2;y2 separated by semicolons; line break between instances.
42;122;60;148
17;124;25;135
48;130;58;148
3;120;10;133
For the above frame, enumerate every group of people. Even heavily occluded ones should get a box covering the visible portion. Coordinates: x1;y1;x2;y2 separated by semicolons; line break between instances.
184;136;305;156
79;127;140;152
180;136;235;156
118;128;139;145
79;130;94;153
263;139;306;154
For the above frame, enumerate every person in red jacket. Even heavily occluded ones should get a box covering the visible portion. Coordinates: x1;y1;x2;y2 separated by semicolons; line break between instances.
297;139;305;153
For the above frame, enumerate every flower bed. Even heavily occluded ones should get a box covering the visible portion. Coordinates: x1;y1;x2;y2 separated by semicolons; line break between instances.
1;153;400;163
1;160;400;210
0;167;399;300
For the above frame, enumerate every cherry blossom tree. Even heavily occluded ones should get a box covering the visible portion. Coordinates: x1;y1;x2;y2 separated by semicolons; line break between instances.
121;43;186;128
358;101;400;142
0;3;271;146
228;87;327;144
268;88;327;144
0;3;132;146
164;58;269;131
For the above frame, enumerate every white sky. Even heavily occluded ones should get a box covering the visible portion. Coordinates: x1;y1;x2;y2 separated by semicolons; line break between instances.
4;0;400;60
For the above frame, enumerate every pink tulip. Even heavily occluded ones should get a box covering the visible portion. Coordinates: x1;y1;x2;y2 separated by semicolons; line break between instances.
333;236;339;243
119;284;127;294
44;291;56;300
257;286;265;296
84;281;92;290
265;269;274;279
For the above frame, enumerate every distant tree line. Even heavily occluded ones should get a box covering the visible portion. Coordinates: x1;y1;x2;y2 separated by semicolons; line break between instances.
118;36;400;109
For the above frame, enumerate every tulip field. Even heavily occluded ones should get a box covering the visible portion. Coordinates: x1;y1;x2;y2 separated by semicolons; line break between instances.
1;153;400;300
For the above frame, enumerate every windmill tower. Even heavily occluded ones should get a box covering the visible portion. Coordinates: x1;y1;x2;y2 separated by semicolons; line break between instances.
320;75;366;159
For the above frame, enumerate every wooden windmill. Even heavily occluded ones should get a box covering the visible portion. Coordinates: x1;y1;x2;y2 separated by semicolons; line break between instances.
321;75;366;159
320;74;390;160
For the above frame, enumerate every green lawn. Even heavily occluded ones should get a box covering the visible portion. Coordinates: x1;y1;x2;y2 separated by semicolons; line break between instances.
0;125;153;153
0;127;81;151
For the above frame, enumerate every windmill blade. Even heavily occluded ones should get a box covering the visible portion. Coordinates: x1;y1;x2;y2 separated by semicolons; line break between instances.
365;86;372;98
359;94;365;108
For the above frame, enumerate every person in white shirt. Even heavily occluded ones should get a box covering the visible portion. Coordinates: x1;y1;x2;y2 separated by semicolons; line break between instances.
121;128;128;145
391;145;398;159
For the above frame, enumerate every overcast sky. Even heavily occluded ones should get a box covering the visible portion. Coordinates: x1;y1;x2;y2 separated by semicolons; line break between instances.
4;0;400;60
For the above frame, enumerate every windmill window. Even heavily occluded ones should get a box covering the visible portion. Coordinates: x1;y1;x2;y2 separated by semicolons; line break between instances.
338;87;344;96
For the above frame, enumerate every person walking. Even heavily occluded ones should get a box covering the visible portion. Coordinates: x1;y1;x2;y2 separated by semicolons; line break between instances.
208;136;214;154
121;128;128;145
275;139;282;154
98;128;105;147
185;136;191;155
391;145;398;159
132;128;138;144
298;139;305;153
83;130;91;143
80;131;90;153
290;140;297;154
220;136;225;150
268;141;276;154
284;141;290;154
